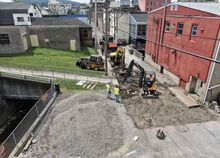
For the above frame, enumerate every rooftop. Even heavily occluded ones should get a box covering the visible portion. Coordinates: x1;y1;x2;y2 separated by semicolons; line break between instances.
110;2;120;8
31;17;92;28
130;13;147;23
151;2;220;16
0;2;31;10
177;2;220;16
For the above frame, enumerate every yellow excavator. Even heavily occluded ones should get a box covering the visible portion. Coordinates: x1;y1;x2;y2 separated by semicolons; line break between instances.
109;46;125;67
123;60;159;98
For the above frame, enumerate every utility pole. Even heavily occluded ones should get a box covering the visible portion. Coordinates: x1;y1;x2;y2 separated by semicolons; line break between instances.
104;0;109;76
160;0;167;44
94;0;98;53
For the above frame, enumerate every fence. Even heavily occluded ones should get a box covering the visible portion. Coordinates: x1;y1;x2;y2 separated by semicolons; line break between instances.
0;70;56;84
0;85;57;158
0;67;116;84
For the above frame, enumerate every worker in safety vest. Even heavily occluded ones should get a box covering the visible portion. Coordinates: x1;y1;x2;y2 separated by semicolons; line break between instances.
113;85;120;103
106;83;111;98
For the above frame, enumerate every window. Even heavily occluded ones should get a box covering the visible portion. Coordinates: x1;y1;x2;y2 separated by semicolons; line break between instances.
0;34;10;44
137;25;146;36
177;23;184;35
81;30;88;37
29;13;33;17
17;17;24;22
165;21;170;32
191;24;198;36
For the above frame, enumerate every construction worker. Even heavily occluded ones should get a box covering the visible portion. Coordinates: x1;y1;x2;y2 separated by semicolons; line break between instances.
114;85;120;103
106;83;111;98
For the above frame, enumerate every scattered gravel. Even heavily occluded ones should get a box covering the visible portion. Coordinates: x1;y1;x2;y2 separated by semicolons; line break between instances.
27;91;124;158
123;86;218;129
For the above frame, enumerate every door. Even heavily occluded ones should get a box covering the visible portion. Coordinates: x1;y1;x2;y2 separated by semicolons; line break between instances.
30;35;39;47
189;76;200;94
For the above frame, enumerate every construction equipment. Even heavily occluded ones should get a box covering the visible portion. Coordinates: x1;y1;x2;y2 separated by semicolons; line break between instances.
100;35;118;54
76;55;104;71
123;60;158;97
109;46;125;67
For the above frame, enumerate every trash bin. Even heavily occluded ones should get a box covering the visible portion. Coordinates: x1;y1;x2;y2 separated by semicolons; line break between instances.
129;49;133;54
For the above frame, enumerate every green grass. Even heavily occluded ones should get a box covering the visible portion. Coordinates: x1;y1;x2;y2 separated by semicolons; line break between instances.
57;79;106;92
0;47;104;77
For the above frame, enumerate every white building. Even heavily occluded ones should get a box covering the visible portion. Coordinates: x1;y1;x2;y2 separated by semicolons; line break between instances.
0;2;42;26
48;0;72;15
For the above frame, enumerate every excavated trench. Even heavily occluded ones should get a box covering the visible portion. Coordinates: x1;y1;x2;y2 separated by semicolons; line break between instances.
116;70;218;129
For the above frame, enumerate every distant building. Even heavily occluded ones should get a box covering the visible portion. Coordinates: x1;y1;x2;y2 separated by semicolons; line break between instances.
48;0;72;15
40;7;52;16
139;0;171;12
108;1;142;43
59;14;90;24
145;2;220;102
0;2;42;26
0;2;92;55
89;0;105;31
129;12;147;53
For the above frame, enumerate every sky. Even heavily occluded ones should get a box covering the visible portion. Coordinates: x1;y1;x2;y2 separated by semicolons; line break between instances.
70;0;90;4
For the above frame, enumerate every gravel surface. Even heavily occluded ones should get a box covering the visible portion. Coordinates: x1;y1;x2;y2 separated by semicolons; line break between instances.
123;86;218;129
27;92;123;158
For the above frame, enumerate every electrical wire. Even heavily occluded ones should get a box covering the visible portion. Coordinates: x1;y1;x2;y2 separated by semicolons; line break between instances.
117;28;220;64
113;19;220;41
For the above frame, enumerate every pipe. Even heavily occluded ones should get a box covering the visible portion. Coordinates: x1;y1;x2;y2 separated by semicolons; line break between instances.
203;25;220;102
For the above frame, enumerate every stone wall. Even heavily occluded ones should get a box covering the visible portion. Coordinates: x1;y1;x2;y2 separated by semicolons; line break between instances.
0;77;51;99
0;26;30;55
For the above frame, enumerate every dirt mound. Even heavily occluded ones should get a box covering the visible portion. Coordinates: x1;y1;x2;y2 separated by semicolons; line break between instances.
123;87;217;129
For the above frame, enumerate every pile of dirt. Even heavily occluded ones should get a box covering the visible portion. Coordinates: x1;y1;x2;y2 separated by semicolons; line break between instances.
27;92;124;158
123;86;218;129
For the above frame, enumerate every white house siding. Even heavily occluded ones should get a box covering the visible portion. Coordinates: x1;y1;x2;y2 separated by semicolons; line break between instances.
28;5;42;17
13;13;32;26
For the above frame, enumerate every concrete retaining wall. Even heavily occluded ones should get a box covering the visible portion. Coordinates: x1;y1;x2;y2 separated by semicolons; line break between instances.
0;77;51;99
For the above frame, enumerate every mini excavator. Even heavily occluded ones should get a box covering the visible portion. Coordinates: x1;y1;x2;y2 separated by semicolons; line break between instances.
123;60;159;98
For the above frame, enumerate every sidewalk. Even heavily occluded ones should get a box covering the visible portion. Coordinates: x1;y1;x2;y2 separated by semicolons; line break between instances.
0;66;118;85
124;46;176;86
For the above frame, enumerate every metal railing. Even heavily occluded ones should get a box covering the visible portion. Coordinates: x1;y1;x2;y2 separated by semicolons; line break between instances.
0;67;115;84
0;85;57;158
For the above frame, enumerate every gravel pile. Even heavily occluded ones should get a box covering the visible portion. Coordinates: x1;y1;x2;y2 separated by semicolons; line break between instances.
48;92;123;158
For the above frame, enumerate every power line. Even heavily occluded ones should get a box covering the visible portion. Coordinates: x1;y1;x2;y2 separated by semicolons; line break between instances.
117;28;220;64
114;19;220;41
148;13;220;20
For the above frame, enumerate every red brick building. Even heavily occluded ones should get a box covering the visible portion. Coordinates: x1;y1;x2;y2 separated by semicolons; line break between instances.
145;3;220;102
139;0;171;12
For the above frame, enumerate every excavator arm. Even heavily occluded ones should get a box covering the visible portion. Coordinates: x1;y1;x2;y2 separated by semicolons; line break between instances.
123;60;145;88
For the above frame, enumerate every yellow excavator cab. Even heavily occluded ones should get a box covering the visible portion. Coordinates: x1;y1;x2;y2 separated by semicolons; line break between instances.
110;47;124;57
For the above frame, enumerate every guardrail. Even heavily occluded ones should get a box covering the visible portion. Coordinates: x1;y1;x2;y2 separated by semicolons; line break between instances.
0;71;56;84
0;85;57;158
0;67;116;84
